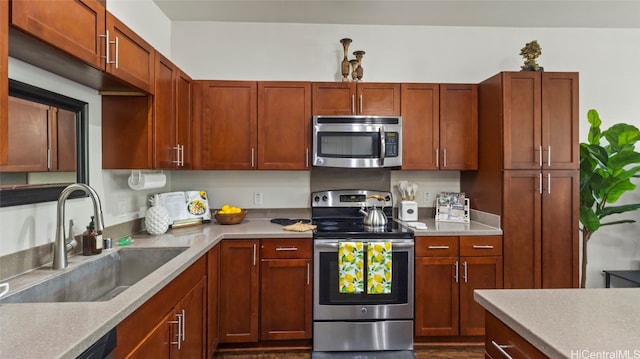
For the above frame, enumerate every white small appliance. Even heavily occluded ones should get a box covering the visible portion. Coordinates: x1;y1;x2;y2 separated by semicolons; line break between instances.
398;200;418;221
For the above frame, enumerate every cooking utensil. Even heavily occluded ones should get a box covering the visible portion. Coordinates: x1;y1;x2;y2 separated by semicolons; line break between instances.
359;194;388;227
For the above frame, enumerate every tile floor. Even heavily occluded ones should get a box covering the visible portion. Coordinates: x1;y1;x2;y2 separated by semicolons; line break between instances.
214;347;484;359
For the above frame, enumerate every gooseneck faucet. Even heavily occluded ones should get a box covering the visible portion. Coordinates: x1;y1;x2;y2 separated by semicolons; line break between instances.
53;183;105;269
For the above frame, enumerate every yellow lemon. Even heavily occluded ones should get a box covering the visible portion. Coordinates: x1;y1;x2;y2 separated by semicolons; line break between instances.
346;253;354;262
347;284;355;293
385;242;392;251
385;271;391;281
374;244;383;252
375;283;383;293
374;274;384;283
222;204;230;211
344;274;354;283
376;253;384;262
356;271;363;280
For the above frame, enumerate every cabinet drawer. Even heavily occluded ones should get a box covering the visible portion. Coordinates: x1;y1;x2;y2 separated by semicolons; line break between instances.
261;239;312;259
485;312;547;358
460;236;502;257
415;236;458;257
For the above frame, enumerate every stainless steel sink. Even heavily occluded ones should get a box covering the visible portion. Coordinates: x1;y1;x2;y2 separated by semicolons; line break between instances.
0;247;187;303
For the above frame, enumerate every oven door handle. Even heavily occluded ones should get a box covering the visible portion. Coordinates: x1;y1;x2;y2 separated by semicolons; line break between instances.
314;241;414;250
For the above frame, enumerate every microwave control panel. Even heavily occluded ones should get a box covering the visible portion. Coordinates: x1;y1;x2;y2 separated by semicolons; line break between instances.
385;132;399;157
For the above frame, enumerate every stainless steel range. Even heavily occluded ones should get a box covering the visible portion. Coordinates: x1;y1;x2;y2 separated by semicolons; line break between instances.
312;189;415;353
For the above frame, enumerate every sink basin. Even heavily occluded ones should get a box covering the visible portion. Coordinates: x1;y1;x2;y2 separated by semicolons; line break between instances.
0;247;187;303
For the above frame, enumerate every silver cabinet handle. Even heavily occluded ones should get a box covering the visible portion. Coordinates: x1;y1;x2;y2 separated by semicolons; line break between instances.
436;148;439;168
428;245;450;249
306;262;310;285
538;173;542;194
463;261;468;283
547;145;551;167
47;148;51;169
275;247;298;251
359;94;363;114
443;148;447;168
454;261;459;283
491;340;514;359
114;35;119;68
173;145;181;165
306;148;309;168
472;245;494;249
547;172;551;194
253;243;257;266
538;145;543;167
100;30;115;65
169;312;183;349
181;309;186;342
351;94;355;114
251;148;255;168
180;144;185;166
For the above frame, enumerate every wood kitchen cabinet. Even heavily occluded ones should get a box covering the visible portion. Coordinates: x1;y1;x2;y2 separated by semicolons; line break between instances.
1;0;8;166
312;82;401;116
401;83;477;170
154;52;192;169
194;81;311;170
9;0;155;94
115;256;206;358
102;95;153;169
414;236;502;338
219;239;260;343
260;238;313;340
484;312;547;358
207;243;220;357
461;71;579;289
1;97;76;172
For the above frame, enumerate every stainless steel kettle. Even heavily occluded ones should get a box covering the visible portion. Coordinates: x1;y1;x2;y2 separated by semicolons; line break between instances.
359;194;388;227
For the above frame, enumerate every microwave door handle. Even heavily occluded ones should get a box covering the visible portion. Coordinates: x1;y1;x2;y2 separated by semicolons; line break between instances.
379;127;385;166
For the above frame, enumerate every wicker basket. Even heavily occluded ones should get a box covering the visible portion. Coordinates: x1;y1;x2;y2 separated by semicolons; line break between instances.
214;209;247;225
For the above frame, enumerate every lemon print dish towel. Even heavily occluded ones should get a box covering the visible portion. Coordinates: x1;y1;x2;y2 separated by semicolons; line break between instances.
338;242;364;293
367;241;392;294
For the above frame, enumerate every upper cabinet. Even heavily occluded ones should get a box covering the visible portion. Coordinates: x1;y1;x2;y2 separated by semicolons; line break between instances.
9;0;155;94
312;82;400;116
401;83;478;170
499;72;579;170
153;52;192;169
1;0;8;166
194;80;311;170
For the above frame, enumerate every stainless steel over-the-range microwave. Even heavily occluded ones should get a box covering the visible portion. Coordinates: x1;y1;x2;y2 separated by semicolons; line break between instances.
312;115;402;168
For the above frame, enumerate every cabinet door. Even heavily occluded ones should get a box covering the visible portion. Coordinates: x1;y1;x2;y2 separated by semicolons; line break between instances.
459;257;503;336
260;259;312;340
10;0;106;69
1;0;8;166
502;72;542;169
502;170;542;289
52;108;77;171
199;81;257;169
176;69;193;169
125;311;173;359
175;277;206;359
105;12;155;94
357;82;401;116
541;73;579;170
219;240;259;342
153;52;177;169
414;256;459;336
257;82;311;170
439;84;478;170
207;244;219;356
311;82;355;115
1;97;50;172
541;170;579;288
400;83;439;170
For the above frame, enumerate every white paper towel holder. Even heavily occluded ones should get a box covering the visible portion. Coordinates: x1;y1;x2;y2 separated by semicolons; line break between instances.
128;170;166;190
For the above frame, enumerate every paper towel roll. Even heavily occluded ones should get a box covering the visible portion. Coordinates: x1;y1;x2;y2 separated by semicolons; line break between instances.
128;171;166;190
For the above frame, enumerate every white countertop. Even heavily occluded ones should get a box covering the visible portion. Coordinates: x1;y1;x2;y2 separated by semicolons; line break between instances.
475;288;640;358
0;217;500;359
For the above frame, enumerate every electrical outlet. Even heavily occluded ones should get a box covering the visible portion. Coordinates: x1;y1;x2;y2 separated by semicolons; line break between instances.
423;192;430;204
254;192;263;205
118;200;127;217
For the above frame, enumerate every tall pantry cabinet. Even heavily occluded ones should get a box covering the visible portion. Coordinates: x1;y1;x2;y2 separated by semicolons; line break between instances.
461;71;579;289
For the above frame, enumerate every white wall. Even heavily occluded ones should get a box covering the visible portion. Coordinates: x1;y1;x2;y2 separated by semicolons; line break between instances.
170;21;640;287
107;0;172;57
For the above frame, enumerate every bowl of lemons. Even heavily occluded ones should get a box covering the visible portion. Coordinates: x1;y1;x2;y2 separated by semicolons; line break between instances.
214;204;247;225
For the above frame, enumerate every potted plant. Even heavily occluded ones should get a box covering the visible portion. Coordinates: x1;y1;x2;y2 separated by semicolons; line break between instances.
579;109;640;288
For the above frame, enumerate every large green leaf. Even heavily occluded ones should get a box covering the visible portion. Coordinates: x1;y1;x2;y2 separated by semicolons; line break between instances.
599;203;640;218
580;206;600;232
602;123;640;151
587;109;602;145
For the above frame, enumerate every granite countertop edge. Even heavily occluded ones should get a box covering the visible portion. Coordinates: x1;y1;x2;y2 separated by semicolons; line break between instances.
0;216;500;359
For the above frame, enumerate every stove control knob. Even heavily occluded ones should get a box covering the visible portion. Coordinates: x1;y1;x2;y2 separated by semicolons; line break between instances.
361;307;367;314
385;195;391;202
314;196;320;203
322;195;328;202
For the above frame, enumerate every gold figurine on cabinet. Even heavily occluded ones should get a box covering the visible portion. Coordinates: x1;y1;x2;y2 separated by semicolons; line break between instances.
520;40;543;71
338;38;366;81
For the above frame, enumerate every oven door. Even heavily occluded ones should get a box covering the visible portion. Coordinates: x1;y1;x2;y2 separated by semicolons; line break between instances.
312;116;402;168
313;238;414;320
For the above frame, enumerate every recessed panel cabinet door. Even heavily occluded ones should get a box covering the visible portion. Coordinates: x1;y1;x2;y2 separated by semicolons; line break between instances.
258;82;311;170
541;73;579;170
153;52;177;169
400;83;439;170
440;84;478;170
459;256;503;336
10;0;106;69
1;97;50;172
414;256;459;336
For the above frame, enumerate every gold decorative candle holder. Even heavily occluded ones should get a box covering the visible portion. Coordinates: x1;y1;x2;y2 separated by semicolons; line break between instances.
350;59;359;81
340;38;352;82
353;50;365;81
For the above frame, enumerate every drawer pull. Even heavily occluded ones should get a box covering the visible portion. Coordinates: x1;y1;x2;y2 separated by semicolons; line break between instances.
275;247;298;251
472;245;495;249
428;245;450;249
491;340;514;359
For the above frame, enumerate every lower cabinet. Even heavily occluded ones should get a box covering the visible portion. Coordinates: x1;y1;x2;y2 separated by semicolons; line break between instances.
484;312;547;358
415;236;503;338
207;243;220;357
115;256;206;358
218;238;312;343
